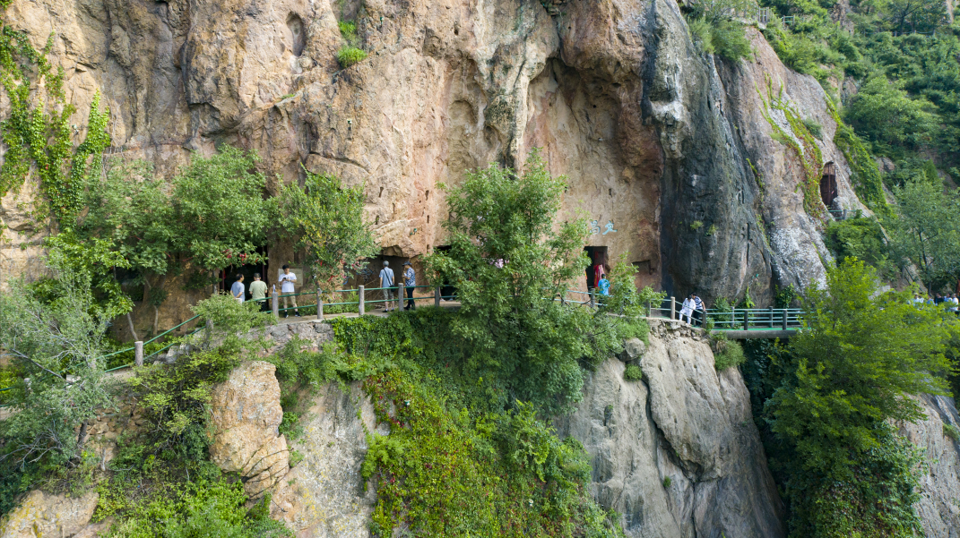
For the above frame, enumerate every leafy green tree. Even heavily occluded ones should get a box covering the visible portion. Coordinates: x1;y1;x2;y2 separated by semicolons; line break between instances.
79;147;275;335
880;0;946;33
0;253;118;510
425;150;618;414
844;75;940;157
278;170;378;292
686;0;754;62
886;177;960;290
766;258;954;536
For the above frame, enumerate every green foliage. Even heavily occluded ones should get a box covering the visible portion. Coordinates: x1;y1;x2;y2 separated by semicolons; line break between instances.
685;0;754;61
337;46;367;68
0;19;111;224
844;75;940;158
338;21;358;42
831;119;889;212
623;364;644;382
362;368;622;537
764;258;955;536
425;150;627;415
662;477;672;488
757;78;825;216
278;170;378;291
0;255;118;515
711;334;746;371
99;478;290;538
824;216;895;276
945;424;960;441
773;284;797;308
77;149;274;329
802;118;822;139
886;177;960;290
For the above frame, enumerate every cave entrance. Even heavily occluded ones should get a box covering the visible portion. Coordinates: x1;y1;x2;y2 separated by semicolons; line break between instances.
219;246;269;298
820;162;838;208
584;246;609;289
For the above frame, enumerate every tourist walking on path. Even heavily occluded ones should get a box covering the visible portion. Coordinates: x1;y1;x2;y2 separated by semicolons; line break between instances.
380;261;396;312
279;265;300;317
231;274;245;303
680;294;695;324
250;273;268;312
403;262;416;310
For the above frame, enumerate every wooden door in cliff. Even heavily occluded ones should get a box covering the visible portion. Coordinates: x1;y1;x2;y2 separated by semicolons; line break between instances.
820;162;838;208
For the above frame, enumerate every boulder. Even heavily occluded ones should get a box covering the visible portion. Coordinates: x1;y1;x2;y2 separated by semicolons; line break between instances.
618;337;646;362
209;361;289;497
0;490;98;538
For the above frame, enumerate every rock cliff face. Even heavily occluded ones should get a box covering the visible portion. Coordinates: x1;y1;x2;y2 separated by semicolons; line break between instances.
0;0;865;312
900;395;960;538
556;320;785;538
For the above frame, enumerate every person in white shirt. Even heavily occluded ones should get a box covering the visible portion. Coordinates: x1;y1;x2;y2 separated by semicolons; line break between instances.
379;260;395;312
278;264;300;317
680;294;695;324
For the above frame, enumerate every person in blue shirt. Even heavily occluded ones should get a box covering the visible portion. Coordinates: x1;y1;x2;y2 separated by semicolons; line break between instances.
597;272;611;297
402;261;416;310
230;274;245;303
379;261;395;312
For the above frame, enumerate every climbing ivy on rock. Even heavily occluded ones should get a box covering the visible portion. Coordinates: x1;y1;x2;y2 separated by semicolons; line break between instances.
827;100;889;214
757;76;824;218
0;6;111;225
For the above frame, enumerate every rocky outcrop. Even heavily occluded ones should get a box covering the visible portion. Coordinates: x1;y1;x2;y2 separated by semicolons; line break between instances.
900;394;960;537
557;320;785;538
209;361;290;497
269;382;387;537
0;0;871;314
0;490;99;538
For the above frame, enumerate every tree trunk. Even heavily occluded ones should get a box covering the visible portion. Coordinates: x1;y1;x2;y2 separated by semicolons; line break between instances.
126;312;139;341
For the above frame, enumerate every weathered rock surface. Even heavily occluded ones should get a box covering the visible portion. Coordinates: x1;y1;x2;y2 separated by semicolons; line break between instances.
209;361;290;497
0;0;870;314
269;382;388;537
0;490;99;538
556;320;785;538
899;395;960;538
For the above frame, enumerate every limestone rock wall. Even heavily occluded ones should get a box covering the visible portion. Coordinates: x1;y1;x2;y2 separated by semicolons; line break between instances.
900;395;960;537
556;320;785;538
0;0;867;312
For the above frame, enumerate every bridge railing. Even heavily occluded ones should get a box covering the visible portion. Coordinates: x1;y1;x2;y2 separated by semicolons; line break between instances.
647;296;804;331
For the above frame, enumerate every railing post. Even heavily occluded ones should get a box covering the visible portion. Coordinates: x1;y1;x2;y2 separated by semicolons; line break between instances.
743;310;749;331
358;285;365;316
647;300;653;317
271;289;279;320
670;297;676;320
435;286;441;307
768;306;774;328
396;282;403;312
782;309;789;330
317;288;324;320
134;341;144;367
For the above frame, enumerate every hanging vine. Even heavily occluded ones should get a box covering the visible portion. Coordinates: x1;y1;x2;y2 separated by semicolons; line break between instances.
0;4;111;226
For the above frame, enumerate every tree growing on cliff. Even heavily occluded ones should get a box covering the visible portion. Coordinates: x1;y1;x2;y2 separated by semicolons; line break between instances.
78;148;275;335
766;258;955;536
277;169;378;292
886;176;960;291
426;150;631;414
0;255;118;513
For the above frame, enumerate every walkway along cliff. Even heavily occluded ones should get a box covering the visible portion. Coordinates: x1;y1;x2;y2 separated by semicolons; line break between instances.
2;0;866;329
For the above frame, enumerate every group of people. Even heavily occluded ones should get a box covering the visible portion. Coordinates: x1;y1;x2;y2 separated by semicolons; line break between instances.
914;293;960;313
680;293;705;325
377;260;417;312
229;260;419;317
231;264;302;316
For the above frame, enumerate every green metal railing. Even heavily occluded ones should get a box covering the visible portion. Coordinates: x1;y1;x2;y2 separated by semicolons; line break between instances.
1;285;804;403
